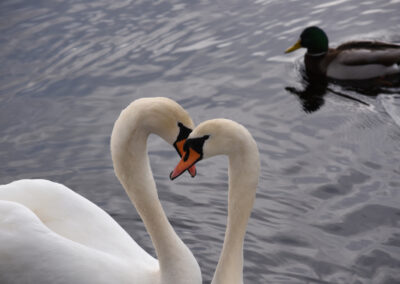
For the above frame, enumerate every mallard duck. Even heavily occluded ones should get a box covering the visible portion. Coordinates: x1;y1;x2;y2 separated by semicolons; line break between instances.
285;26;400;80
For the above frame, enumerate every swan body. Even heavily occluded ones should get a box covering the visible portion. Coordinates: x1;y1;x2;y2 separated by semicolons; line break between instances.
171;119;260;284
285;26;400;80
0;180;153;284
0;97;201;284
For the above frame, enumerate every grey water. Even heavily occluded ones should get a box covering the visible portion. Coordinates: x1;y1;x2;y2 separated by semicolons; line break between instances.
1;0;400;283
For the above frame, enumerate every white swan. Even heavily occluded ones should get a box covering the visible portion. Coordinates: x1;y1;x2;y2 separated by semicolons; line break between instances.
0;97;202;284
170;119;260;284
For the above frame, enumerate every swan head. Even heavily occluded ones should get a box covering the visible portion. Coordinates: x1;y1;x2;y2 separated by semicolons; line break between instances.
170;118;258;180
170;119;259;284
112;97;197;176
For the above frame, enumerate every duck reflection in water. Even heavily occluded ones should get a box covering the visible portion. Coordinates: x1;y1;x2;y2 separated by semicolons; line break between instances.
285;68;400;113
285;72;329;113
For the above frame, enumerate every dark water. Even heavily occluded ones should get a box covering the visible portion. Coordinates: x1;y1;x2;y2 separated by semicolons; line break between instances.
1;0;400;283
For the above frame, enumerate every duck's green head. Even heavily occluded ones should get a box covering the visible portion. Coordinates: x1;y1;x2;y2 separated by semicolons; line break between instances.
285;26;329;55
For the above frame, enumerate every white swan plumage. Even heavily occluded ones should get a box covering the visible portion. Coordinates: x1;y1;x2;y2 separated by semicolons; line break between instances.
0;97;202;284
170;118;260;284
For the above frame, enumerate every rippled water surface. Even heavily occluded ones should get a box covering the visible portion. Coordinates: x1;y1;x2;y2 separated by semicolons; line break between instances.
1;0;400;283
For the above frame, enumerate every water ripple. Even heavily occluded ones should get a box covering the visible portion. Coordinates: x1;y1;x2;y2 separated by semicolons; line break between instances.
1;0;400;283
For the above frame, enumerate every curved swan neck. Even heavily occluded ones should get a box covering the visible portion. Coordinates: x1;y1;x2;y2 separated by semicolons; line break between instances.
111;100;200;283
212;133;260;284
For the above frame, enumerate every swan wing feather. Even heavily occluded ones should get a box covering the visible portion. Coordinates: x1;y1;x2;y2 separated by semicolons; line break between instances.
0;179;155;262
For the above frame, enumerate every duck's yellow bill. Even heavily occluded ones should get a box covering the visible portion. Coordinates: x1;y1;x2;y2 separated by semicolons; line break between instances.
285;40;302;53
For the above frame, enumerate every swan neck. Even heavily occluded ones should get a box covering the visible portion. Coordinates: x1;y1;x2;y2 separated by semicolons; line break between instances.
111;108;199;282
114;129;177;256
212;145;259;284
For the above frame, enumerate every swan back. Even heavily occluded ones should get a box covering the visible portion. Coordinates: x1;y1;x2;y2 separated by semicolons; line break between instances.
0;179;149;260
